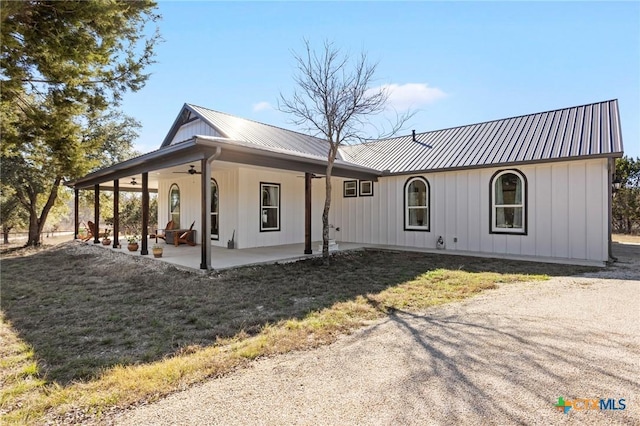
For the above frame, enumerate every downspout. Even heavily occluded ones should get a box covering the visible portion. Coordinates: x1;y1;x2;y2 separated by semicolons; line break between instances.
608;157;615;262
200;145;222;270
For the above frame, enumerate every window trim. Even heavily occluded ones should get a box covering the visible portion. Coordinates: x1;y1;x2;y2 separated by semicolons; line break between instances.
169;183;180;229
210;178;219;240
403;176;431;232
260;182;281;232
489;169;528;235
359;180;374;197
343;180;357;198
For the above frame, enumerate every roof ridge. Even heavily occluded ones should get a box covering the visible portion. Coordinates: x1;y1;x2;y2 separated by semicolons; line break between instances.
186;103;328;143
350;99;619;146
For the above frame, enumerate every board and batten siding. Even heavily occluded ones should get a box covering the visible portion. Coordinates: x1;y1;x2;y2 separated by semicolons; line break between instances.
170;119;220;145
329;158;609;262
157;176;202;237
157;165;326;249
235;167;325;249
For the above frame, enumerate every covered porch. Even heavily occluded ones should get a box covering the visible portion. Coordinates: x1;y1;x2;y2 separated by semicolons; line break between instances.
69;135;380;270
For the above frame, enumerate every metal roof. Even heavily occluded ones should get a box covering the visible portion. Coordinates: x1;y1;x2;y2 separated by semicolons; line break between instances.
180;104;333;158
340;99;624;174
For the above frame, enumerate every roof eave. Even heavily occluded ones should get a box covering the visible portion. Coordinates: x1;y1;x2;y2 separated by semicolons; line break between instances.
379;152;624;177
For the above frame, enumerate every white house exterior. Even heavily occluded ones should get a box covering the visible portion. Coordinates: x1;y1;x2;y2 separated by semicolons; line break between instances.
71;99;623;269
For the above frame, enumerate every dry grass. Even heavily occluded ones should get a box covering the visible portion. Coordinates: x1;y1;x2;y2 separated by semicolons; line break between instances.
0;242;597;424
612;233;640;244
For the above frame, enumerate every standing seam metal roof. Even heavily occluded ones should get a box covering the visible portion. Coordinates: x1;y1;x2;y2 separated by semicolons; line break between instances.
340;100;623;173
186;104;334;159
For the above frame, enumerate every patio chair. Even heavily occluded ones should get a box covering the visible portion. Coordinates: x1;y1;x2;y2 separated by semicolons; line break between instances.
175;221;196;247
153;220;175;243
82;221;108;242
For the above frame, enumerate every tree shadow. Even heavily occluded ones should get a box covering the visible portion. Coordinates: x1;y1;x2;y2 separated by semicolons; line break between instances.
1;242;600;385
374;307;639;424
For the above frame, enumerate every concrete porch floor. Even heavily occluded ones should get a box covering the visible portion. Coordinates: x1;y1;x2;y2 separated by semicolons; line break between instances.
91;237;608;271
99;239;368;271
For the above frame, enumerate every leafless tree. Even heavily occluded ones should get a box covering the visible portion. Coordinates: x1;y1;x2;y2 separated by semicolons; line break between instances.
280;40;412;259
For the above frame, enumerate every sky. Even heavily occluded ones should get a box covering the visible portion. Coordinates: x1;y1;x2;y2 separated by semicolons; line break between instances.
120;1;640;159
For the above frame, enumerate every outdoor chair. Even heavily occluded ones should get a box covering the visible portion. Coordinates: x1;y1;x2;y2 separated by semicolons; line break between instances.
82;221;108;242
174;221;196;246
153;220;175;243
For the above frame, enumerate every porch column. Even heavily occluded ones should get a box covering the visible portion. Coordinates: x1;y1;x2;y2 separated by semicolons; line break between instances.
141;172;149;255
93;184;100;244
74;188;79;239
304;172;312;254
112;180;120;248
200;157;211;270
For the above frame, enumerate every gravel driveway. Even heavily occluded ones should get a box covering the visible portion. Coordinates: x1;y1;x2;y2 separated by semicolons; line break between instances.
113;244;640;425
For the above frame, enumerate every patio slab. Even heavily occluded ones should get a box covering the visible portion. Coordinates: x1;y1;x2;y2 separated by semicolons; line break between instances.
93;239;367;271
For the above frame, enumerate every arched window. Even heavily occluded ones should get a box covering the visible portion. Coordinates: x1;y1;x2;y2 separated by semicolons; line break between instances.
169;184;180;228
491;170;526;234
404;177;430;231
211;179;219;240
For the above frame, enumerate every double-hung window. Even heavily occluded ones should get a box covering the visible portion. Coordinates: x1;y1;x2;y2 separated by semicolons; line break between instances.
491;170;526;234
404;177;430;231
260;182;280;232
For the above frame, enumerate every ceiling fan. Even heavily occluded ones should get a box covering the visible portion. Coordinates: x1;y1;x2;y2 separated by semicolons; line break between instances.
130;177;138;185
173;165;201;175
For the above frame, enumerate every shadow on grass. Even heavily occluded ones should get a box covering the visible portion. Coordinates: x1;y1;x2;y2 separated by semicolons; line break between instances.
0;242;597;385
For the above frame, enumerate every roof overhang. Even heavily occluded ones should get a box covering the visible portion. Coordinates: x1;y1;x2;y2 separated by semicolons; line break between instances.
69;136;380;190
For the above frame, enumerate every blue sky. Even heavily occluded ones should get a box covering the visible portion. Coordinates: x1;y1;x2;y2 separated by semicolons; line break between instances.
121;1;640;158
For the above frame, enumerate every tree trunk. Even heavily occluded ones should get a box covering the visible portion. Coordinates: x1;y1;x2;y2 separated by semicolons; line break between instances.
3;225;11;244
26;209;41;246
322;162;334;260
24;177;61;247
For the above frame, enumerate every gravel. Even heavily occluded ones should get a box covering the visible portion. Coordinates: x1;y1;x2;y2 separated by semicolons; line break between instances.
110;244;640;426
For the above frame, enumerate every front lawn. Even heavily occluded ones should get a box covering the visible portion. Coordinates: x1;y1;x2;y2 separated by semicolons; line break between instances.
0;242;595;424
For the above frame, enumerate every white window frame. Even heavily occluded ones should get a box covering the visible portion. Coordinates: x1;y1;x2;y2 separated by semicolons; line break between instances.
260;182;280;232
491;170;526;234
359;180;374;197
210;178;219;240
404;176;430;231
343;180;357;197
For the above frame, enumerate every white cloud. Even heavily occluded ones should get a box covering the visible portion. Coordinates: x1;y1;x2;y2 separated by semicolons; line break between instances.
373;83;447;111
252;101;273;112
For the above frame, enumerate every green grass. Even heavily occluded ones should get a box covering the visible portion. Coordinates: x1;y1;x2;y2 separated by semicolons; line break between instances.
0;242;596;424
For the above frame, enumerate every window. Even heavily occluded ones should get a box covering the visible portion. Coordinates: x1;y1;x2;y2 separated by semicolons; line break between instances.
359;180;374;197
343;180;357;197
404;177;430;231
260;182;280;232
169;184;180;228
211;179;219;240
491;170;526;234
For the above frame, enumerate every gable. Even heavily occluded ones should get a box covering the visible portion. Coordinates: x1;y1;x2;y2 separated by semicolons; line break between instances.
170;118;220;145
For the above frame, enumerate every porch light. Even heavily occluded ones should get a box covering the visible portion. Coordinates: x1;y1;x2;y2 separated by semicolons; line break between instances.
612;177;622;192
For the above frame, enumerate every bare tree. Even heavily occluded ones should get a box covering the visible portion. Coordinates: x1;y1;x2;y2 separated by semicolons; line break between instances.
280;40;411;259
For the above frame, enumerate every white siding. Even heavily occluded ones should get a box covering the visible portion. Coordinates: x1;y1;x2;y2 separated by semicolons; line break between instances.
236;167;326;249
157;176;202;238
170;119;220;145
329;158;609;263
211;168;239;247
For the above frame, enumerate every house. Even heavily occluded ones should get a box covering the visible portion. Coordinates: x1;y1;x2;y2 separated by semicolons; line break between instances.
70;99;624;269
